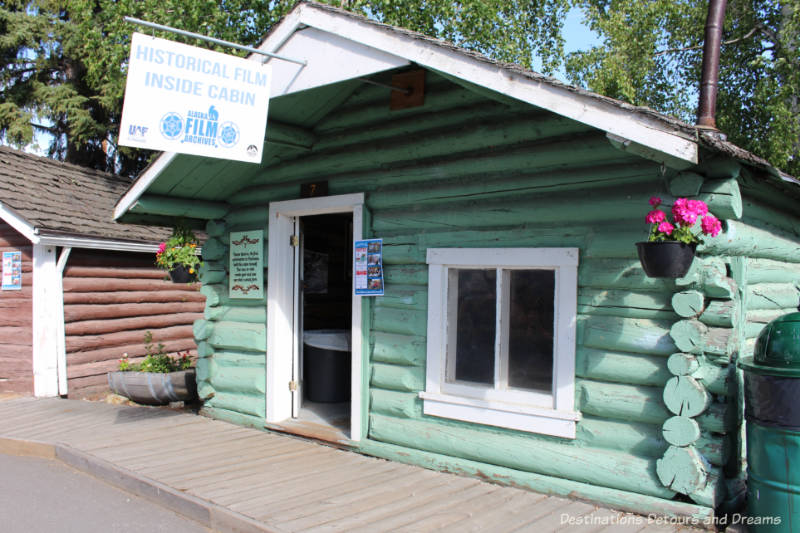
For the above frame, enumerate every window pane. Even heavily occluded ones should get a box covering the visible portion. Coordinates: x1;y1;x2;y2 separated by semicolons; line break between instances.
508;270;555;392
450;269;496;385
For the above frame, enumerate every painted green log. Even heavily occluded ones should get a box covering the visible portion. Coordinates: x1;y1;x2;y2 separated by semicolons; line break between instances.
367;162;654;210
206;391;265;418
130;194;229;219
741;198;800;235
256;119;604;186
690;468;726;509
695;403;731;434
676;257;734;299
267;120;317;149
669;172;704;196
371;363;425;392
210;366;266;395
696;433;725;467
228;182;300;207
577;380;670;425
698;300;736;327
667;353;700;376
370;185;656;233
703;220;800;263
656;445;708;494
206;321;266;352
697;155;740;180
205;219;227;238
204;305;267;324
368;414;675;499
358;438;713;522
578;315;678;356
371;332;426;366
746;258;800;284
196;341;214;358
318;82;486;132
200;406;267;432
372;306;427;336
381;243;425;265
200;283;266;307
370;389;423;419
201;238;227;261
195;355;217;384
575;347;671;387
197;381;215;401
698;178;742;220
663;376;711;418
376;285;427;311
584;224;658;259
747;283;800;310
193;319;213;341
662;416;701;447
212;350;265;367
672;291;705;318
198;263;226;284
316;101;521;152
383;264;427;286
745;322;767;339
670;320;733;357
693;363;729;396
578;289;675;320
577;416;666;458
578;258;676;291
224;206;268;229
745;309;797;334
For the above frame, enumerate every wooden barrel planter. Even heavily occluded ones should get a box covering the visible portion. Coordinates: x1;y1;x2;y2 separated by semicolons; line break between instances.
108;369;198;405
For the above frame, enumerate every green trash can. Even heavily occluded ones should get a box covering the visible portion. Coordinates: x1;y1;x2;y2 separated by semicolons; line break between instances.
739;305;800;532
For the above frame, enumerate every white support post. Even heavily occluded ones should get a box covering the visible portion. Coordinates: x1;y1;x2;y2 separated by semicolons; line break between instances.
32;244;60;397
55;247;72;396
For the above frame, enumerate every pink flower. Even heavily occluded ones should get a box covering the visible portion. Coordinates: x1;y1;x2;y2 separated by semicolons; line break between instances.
701;215;722;237
649;196;662;207
657;221;675;235
688;200;708;216
646;209;666;224
157;242;167;254
672;198;698;226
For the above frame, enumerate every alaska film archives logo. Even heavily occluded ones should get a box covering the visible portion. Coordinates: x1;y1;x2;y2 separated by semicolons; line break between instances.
159;105;253;155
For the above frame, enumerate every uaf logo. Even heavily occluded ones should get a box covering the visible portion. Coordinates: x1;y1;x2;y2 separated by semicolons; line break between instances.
127;124;149;142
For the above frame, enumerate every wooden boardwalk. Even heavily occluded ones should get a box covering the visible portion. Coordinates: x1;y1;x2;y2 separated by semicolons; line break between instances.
0;397;702;532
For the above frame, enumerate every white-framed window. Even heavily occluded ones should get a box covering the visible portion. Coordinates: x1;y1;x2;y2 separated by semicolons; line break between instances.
419;248;580;439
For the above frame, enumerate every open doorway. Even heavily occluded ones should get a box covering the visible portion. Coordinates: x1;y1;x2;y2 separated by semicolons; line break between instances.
294;213;353;438
266;193;365;444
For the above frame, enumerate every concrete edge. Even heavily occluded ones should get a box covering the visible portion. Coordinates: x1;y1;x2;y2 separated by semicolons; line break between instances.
0;437;56;459
1;437;282;533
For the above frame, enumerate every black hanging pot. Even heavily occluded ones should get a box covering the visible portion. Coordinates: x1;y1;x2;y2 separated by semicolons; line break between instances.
636;241;697;278
168;264;197;283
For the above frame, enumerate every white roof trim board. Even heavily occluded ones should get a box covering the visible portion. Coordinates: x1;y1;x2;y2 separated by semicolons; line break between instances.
116;1;702;220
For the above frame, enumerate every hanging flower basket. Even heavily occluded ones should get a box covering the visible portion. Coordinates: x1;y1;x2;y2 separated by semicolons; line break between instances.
169;264;197;283
636;241;697;278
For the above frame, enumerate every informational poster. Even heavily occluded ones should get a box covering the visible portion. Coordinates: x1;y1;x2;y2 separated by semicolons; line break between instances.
2;251;22;290
354;238;384;296
119;32;271;163
229;230;264;299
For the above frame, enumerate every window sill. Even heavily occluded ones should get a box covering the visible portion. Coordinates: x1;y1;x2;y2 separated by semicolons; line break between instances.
419;391;579;439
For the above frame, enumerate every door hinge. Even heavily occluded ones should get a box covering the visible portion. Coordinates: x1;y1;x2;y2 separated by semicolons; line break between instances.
290;235;299;247
289;380;298;391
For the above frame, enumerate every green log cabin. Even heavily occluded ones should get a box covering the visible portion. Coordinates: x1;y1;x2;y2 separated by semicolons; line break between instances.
114;1;800;523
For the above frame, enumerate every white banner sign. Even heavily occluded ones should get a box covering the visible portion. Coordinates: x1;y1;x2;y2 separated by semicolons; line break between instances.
119;32;271;163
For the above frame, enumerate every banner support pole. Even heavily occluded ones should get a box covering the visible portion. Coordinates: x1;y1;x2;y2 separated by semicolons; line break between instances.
124;16;307;67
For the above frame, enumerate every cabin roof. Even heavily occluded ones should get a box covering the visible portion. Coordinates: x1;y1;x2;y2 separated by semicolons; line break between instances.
114;0;798;223
0;146;170;249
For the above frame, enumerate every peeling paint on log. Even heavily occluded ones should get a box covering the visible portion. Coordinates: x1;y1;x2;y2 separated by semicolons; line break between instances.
579;316;677;356
369;414;675;499
747;283;800;310
672;291;705;318
667;353;700;376
576;348;671;387
662;416;701;447
746;258;800;284
577;380;670;425
656;445;708;494
670;320;733;356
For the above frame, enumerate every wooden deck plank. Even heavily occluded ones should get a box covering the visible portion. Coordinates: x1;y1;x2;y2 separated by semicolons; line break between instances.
439;492;576;533
513;501;598;532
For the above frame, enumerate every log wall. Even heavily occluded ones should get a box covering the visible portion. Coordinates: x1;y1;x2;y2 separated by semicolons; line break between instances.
64;249;204;393
191;72;798;517
0;223;33;394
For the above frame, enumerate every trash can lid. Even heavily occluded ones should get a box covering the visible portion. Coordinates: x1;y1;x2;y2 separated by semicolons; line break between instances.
739;311;800;377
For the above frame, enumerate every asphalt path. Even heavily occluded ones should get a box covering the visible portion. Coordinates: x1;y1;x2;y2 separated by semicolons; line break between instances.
0;453;210;533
